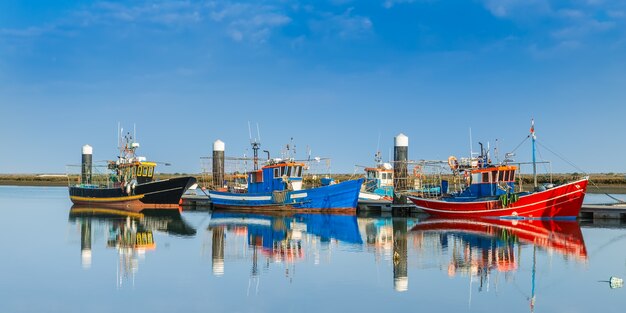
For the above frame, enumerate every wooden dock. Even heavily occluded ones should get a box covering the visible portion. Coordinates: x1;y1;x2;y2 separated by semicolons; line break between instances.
580;203;626;220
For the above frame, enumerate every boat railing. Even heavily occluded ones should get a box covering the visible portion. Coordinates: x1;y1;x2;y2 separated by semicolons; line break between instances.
66;164;119;188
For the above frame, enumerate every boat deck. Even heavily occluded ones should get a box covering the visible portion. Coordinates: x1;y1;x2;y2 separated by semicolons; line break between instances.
182;194;626;220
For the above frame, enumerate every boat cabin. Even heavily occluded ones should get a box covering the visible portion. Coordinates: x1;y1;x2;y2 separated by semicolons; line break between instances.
457;165;517;199
247;161;305;193
363;165;394;197
135;162;156;184
110;161;157;185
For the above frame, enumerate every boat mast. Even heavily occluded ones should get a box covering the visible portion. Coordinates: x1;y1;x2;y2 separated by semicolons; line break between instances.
530;245;537;313
249;122;261;171
531;119;537;189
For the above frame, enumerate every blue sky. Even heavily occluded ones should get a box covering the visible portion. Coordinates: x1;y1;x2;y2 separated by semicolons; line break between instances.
1;0;625;174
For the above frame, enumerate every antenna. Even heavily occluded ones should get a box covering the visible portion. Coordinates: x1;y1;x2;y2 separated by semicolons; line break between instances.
133;123;136;142
248;121;253;143
256;123;261;143
494;139;499;164
469;127;473;158
118;122;122;149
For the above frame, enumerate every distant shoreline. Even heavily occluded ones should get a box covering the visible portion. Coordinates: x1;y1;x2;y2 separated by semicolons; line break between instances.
1;173;624;194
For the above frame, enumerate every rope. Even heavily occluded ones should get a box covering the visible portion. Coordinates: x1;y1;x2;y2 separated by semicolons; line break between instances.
535;140;626;204
510;135;530;155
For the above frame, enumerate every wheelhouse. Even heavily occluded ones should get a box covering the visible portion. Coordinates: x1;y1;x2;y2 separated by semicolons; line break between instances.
247;161;305;193
457;165;518;199
364;167;394;188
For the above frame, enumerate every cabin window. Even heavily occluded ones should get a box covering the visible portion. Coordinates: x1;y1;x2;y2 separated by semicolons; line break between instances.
143;167;148;176
482;172;489;183
498;171;504;181
492;171;498;182
510;170;515;181
274;168;279;178
296;166;302;177
137;166;143;177
504;170;511;181
280;166;286;176
367;171;375;179
132;167;137;176
148;166;154;177
249;172;263;183
287;166;292;177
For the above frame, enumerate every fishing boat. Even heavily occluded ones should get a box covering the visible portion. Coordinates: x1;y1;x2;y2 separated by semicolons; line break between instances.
68;129;197;210
359;159;394;201
407;121;588;219
206;140;363;213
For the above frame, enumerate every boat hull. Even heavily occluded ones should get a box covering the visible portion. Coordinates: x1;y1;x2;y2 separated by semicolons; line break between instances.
408;179;588;219
208;178;363;213
69;176;197;210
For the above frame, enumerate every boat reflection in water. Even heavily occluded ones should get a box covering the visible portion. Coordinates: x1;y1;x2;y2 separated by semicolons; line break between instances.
410;218;587;311
207;211;363;280
68;205;196;286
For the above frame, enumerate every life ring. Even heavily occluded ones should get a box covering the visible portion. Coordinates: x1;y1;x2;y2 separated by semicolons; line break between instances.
413;166;422;177
448;156;458;170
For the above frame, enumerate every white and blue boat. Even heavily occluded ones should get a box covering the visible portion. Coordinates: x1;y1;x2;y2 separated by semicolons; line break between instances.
207;144;363;213
359;162;394;201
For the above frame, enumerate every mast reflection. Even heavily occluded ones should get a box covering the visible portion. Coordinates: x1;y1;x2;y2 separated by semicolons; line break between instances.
207;211;363;280
411;218;587;311
69;205;196;287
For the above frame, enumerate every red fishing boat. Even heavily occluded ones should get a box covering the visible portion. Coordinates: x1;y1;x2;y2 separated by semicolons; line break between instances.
408;121;588;219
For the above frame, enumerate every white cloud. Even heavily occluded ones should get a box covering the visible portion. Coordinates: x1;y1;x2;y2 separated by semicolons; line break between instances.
383;0;416;9
207;2;292;44
482;0;551;18
309;8;373;39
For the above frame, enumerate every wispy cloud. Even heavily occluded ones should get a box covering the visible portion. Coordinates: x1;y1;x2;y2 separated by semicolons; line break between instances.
309;7;373;39
206;2;291;43
479;0;626;55
382;0;417;9
481;0;551;18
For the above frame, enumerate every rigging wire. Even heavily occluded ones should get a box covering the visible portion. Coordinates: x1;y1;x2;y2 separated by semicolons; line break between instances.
510;135;530;155
535;140;625;204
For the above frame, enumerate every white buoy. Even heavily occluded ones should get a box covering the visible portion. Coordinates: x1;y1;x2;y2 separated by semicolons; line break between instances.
610;276;624;289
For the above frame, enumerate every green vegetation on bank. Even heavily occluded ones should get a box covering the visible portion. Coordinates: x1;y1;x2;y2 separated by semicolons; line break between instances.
1;173;625;194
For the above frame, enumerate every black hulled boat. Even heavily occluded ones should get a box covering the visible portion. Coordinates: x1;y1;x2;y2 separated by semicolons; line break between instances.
68;129;196;211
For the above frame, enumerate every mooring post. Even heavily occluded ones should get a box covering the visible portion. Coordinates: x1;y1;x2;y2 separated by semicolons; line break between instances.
212;226;225;276
212;140;225;190
80;220;92;269
393;134;408;205
81;145;92;185
393;217;408;292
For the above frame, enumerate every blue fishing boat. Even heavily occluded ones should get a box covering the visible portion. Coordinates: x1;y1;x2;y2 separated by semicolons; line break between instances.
207;141;363;213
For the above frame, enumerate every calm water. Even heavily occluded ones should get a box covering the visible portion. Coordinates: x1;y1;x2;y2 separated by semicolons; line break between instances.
1;186;625;313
